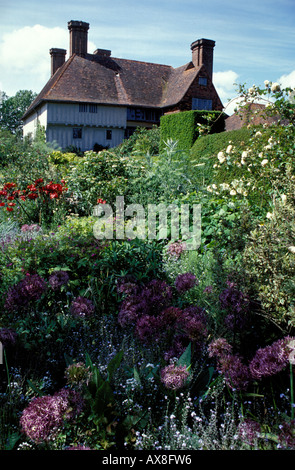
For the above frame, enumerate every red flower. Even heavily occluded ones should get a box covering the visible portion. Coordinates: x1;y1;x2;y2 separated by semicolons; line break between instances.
34;178;44;185
0;202;5;207
27;193;38;200
97;198;106;204
7;196;15;201
6;207;13;212
8;202;16;206
3;183;16;190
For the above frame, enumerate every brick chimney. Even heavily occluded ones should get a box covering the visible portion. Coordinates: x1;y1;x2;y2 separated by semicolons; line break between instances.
190;39;215;81
50;48;66;76
68;20;89;57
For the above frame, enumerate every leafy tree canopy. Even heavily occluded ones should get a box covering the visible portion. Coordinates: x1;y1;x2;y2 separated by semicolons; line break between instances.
0;89;37;135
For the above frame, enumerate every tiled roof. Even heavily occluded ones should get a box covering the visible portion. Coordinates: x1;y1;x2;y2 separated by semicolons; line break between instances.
23;52;203;118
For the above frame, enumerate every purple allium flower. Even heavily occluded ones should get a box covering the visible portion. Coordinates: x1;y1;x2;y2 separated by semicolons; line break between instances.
117;276;139;296
203;285;213;294
277;419;295;449
208;338;233;359
70;296;95;318
160;364;190;390
118;279;173;327
67;445;92;450
0;327;17;347
164;334;188;362
4;274;47;312
141;279;173;312
238;419;261;446
20;393;69;443
219;282;249;319
55;388;84;420
218;353;250;390
161;306;184;327
249;336;293;380
167;241;186;259
177;306;207;343
118;297;142;327
175;273;198;293
48;270;70;291
135;314;161;343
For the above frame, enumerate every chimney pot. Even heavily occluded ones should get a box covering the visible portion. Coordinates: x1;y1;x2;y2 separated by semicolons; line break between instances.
50;48;66;76
68;20;89;57
191;38;215;81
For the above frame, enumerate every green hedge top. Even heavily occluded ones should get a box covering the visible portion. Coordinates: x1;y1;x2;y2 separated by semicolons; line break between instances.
160;110;225;152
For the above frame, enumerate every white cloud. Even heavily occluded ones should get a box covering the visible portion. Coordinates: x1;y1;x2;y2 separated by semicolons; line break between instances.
0;24;96;96
213;70;240;115
277;70;295;89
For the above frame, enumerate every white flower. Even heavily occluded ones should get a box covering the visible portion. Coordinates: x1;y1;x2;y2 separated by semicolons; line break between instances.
226;145;233;154
288;246;295;254
255;131;262;137
261;159;269;166
241;151;249;159
217;151;226;163
281;194;287;204
264;80;270;87
271;82;281;92
266;212;274;219
230;189;237;196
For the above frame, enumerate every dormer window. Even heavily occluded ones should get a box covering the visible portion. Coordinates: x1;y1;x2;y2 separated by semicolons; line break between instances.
198;77;207;86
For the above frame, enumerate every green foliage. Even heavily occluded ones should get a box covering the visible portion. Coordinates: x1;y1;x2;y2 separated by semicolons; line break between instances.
115;126;160;158
160;110;225;152
0;90;37;136
190;127;252;185
65;150;135;216
243;184;295;330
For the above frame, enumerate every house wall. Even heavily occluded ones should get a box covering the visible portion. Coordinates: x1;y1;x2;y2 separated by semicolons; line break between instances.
166;71;223;113
46;102;127;128
47;125;125;151
23;104;48;138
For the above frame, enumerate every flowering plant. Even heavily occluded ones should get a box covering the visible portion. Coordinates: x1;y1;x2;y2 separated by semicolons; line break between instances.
0;177;68;226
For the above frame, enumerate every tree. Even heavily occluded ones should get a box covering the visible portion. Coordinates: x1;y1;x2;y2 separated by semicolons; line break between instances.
0;90;37;136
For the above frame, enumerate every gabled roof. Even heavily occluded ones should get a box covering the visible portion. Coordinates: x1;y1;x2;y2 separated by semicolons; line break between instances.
23;52;204;119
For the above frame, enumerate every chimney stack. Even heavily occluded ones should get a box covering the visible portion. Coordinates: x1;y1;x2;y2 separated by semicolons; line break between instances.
190;39;215;81
50;48;66;76
68;20;89;57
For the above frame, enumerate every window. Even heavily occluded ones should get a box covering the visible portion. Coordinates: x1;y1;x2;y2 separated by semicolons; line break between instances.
106;129;112;140
89;104;98;113
79;104;88;112
198;77;207;86
127;107;161;122
192;98;212;110
73;128;82;139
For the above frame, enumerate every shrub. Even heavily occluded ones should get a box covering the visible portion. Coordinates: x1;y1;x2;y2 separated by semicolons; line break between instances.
160;110;225;152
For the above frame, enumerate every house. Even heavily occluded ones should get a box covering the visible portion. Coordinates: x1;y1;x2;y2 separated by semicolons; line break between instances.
225;102;285;131
22;20;223;151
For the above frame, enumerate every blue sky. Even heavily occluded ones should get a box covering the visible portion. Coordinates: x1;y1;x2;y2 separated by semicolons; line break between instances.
0;0;294;114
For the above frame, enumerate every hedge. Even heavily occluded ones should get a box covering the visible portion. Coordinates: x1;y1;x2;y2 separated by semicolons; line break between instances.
160;110;225;152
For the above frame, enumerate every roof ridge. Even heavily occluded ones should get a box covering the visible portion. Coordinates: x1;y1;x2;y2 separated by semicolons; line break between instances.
113;56;173;69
